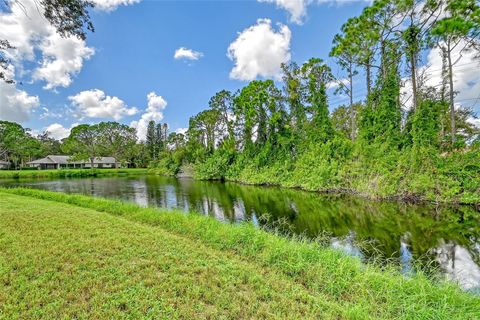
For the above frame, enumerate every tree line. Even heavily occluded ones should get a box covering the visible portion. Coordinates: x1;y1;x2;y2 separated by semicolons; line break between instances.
0;121;158;168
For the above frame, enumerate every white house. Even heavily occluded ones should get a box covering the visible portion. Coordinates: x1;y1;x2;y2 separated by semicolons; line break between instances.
0;160;10;169
27;155;120;170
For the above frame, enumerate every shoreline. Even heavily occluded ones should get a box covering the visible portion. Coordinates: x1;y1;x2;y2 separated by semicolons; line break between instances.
157;169;480;207
0;168;149;179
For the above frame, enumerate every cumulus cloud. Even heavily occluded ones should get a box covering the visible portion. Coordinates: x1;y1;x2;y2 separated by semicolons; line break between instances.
327;78;350;89
227;19;291;81
0;83;40;123
44;123;74;140
174;47;204;61
0;1;94;90
467;117;480;129
69;89;138;120
175;127;188;135
33;33;95;89
91;0;141;11
258;0;369;24
130;92;167;141
39;107;62;120
258;0;309;24
0;66;40;122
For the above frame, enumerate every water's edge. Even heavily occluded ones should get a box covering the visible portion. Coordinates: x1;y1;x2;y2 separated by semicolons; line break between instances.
170;170;480;208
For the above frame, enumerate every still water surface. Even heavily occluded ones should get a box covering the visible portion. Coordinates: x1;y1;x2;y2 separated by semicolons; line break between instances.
2;175;479;293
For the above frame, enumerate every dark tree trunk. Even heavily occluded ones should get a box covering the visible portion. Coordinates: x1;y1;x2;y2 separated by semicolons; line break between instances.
447;42;455;145
366;60;371;98
410;53;418;111
381;40;386;80
349;61;355;140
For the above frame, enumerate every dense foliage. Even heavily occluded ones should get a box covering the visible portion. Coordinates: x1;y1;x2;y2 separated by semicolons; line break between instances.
151;0;480;203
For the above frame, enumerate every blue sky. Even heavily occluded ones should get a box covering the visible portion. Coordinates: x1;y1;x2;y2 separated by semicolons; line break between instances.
1;0;478;139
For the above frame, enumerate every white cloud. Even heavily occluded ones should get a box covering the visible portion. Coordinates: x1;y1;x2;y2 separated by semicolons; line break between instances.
175;127;188;135
174;47;204;61
130;92;167;141
40;107;62;119
33;33;95;89
69;89;138;120
44;123;74;140
467;117;480;129
0;2;46;62
91;0;141;11
258;0;309;24
227;19;291;81
0;66;40;122
327;78;349;89
0;83;40;123
0;1;95;90
258;0;370;25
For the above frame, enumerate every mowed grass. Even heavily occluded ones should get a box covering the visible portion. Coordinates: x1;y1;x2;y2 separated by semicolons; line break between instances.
0;192;341;319
0;168;149;179
0;188;479;319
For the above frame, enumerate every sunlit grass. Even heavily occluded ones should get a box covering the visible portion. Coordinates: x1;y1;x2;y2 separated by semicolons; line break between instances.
0;188;478;319
0;168;149;179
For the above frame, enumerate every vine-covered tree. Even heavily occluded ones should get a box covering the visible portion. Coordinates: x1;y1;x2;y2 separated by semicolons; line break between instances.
300;58;334;143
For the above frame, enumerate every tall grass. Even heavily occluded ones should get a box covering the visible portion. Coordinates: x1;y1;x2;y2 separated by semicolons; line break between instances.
0;168;149;179
1;187;478;319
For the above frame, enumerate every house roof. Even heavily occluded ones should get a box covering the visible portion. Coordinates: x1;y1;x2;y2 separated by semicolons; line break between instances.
47;155;70;164
27;155;118;165
27;157;55;164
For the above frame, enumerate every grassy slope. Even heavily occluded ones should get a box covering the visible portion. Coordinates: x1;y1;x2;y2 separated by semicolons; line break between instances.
0;193;340;319
0;188;479;319
0;168;149;179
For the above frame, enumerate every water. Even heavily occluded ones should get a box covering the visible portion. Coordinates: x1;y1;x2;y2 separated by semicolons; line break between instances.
1;175;479;293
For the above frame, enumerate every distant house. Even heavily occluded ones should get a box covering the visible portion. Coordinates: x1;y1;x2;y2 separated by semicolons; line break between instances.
0;160;10;169
27;155;120;170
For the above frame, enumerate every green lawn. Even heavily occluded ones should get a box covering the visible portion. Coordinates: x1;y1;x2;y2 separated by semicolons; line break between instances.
0;188;478;319
0;168;149;179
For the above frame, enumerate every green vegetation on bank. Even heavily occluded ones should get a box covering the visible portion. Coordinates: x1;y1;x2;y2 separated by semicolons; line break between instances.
0;188;478;319
148;1;480;204
0;168;149;179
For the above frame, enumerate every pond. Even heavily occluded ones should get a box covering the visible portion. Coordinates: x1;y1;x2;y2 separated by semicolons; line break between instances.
1;175;479;293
